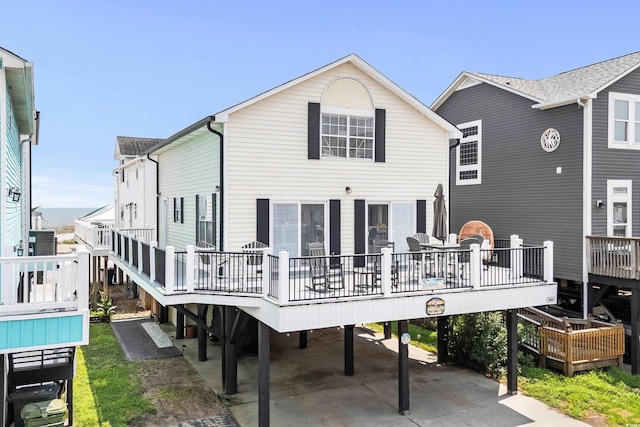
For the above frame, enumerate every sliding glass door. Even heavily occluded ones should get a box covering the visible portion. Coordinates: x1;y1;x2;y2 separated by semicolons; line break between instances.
367;201;414;252
273;202;326;256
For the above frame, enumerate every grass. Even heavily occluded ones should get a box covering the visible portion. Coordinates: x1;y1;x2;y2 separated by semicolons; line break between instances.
519;366;640;426
369;321;640;426
74;324;155;427
367;321;438;353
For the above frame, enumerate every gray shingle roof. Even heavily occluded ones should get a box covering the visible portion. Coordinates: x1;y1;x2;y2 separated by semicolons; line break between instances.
467;51;640;105
116;136;163;156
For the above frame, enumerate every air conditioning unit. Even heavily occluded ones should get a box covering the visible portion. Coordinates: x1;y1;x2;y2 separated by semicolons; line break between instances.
28;230;57;256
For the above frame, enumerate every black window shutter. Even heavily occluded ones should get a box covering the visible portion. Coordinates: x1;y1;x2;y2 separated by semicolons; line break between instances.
354;200;366;267
173;198;177;222
375;109;386;162
256;199;270;245
329;200;340;255
308;102;320;160
195;195;200;241
416;200;426;233
180;197;184;224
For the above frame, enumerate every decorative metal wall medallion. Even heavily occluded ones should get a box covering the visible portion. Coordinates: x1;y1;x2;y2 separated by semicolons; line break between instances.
541;128;560;152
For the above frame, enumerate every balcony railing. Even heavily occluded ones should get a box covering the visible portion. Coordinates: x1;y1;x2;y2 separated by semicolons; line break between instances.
74;220;112;249
0;246;90;316
587;235;640;280
111;229;554;305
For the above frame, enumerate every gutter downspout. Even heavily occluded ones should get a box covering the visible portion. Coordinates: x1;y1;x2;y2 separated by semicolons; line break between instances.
146;154;159;242
206;120;224;251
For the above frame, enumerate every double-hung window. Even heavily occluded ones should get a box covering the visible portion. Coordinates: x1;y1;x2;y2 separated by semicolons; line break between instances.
197;194;216;245
607;180;632;237
321;107;374;159
456;120;482;185
609;92;640;149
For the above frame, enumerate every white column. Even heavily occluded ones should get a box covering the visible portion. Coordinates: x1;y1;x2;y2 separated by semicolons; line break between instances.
381;248;392;296
150;241;158;282
76;245;90;309
262;248;273;298
544;240;554;283
186;245;195;293
510;235;523;279
138;240;144;273
165;245;175;294
128;235;134;265
277;251;290;304
470;243;481;289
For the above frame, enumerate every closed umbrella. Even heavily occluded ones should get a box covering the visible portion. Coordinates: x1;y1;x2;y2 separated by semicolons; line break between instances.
432;183;447;243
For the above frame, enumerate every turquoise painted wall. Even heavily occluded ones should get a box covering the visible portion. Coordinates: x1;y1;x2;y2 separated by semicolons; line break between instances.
0;315;84;351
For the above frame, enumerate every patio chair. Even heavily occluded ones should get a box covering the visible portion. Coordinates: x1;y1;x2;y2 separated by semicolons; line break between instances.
197;240;226;279
242;241;268;281
366;240;397;287
412;232;430;245
407;236;429;279
307;242;344;291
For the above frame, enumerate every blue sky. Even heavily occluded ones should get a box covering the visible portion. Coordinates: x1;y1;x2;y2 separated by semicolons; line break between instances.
2;0;640;207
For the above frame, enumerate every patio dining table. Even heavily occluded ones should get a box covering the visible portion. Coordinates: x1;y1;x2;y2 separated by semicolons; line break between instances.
421;242;460;279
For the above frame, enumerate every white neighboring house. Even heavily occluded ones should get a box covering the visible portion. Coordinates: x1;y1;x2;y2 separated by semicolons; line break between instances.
113;136;160;239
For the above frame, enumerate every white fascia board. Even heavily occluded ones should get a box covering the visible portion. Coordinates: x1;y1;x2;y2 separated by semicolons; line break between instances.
432;72;544;111
532;95;595;110
216;54;461;136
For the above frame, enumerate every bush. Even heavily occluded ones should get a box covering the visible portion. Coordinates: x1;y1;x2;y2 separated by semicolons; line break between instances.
447;312;507;378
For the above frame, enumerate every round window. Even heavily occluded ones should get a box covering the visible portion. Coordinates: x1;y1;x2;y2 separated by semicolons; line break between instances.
541;128;560;152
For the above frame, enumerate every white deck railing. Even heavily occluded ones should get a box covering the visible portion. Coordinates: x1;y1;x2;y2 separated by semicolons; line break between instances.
111;230;554;304
74;220;112;249
0;246;90;316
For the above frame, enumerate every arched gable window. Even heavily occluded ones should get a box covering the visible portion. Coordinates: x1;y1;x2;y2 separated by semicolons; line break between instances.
308;78;385;162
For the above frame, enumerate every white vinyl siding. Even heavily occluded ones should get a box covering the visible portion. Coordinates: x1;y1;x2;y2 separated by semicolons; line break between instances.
157;130;219;251
608;92;640;149
223;62;450;253
456;120;482;185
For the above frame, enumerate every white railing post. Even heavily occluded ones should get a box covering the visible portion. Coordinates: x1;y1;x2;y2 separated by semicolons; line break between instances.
186;245;195;293
544;240;554;283
381;248;392;296
138;240;144;273
165;246;175;294
150;241;158;282
510;235;523;279
128;235;134;265
91;225;98;247
120;233;125;258
470;243;481;289
262;248;273;298
277;251;290;304
76;245;90;309
448;233;457;244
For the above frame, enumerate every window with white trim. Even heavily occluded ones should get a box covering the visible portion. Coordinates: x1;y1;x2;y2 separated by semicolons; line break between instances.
197;194;216;245
321;107;374;159
609;92;640;149
456;120;482;185
607;180;632;237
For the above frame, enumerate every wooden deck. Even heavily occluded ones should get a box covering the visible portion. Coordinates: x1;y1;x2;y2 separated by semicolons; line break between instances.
518;307;625;376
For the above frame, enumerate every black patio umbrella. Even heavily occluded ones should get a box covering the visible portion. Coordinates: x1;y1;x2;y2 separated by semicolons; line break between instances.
432;183;447;243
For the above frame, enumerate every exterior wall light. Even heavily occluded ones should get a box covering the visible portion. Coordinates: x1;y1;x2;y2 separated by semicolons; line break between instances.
7;187;21;202
345;186;352;194
14;240;24;256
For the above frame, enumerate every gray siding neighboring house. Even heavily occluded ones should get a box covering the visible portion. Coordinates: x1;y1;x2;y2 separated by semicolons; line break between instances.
432;51;640;286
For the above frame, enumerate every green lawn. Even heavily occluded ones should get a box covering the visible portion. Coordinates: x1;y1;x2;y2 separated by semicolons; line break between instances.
73;324;155;427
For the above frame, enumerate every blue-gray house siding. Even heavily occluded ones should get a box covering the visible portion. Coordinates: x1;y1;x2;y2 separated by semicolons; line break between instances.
436;82;584;282
591;68;640;237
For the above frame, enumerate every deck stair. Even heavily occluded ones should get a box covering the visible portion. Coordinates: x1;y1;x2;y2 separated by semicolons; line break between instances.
518;307;625;376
